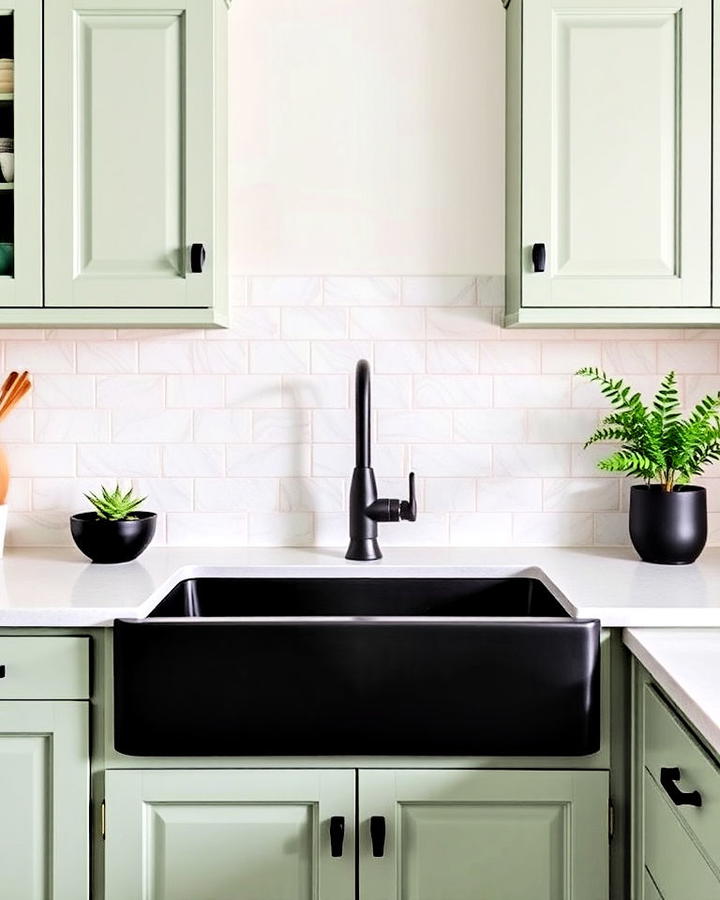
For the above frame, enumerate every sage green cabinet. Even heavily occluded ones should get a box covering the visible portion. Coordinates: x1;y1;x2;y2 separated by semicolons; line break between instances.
104;768;356;900
105;767;609;900
359;769;609;900
0;0;229;327
0;700;89;899
634;667;720;899
505;0;713;327
44;0;226;323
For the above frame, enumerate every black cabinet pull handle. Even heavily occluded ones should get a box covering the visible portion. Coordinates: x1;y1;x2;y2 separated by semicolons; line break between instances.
0;665;4;678
329;816;345;857
190;243;207;273
660;767;702;807
532;242;546;273
370;815;386;857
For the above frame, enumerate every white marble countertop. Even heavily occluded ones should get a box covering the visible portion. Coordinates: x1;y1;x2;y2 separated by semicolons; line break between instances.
2;544;720;627
624;628;720;756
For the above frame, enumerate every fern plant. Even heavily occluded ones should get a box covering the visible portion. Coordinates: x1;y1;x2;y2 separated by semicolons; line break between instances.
85;484;147;521
576;368;720;491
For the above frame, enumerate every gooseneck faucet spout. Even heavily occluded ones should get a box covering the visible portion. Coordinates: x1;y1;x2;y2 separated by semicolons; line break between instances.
346;359;417;561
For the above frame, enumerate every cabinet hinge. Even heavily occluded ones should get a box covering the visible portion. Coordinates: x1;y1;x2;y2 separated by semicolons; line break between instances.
608;800;615;841
100;800;106;841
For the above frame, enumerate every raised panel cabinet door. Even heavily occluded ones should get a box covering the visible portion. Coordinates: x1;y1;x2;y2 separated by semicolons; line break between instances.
0;701;89;900
0;1;42;307
105;768;356;900
521;0;711;309
44;0;216;309
359;769;609;900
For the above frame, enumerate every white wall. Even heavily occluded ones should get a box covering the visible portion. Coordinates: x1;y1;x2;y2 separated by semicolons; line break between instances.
1;1;718;550
229;0;506;274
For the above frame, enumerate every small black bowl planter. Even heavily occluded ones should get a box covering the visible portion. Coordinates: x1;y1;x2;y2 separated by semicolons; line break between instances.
629;485;707;565
70;511;157;564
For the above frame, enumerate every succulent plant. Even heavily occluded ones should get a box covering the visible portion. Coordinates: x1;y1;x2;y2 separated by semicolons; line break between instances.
85;484;147;521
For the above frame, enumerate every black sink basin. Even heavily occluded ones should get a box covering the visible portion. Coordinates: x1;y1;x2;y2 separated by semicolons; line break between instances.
114;577;600;757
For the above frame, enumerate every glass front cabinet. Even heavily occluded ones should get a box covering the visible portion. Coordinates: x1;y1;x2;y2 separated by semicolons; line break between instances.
0;0;229;327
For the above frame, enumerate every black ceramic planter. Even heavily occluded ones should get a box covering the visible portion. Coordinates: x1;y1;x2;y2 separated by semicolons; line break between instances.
629;485;707;565
70;511;157;564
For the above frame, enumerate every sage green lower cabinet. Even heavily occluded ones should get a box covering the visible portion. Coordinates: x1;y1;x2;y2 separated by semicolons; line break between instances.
359;769;609;900
104;768;356;900
0;700;89;899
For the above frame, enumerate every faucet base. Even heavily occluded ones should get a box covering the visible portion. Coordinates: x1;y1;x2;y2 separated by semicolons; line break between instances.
345;538;382;561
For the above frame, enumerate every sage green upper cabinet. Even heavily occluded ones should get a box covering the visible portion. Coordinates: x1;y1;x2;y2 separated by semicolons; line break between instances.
505;0;712;327
359;769;609;900
0;2;42;309
42;0;228;327
0;701;89;900
104;768;356;900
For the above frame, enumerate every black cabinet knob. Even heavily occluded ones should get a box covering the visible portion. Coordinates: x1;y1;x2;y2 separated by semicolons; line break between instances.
329;816;345;857
190;243;207;273
531;243;546;273
0;665;5;678
660;767;702;807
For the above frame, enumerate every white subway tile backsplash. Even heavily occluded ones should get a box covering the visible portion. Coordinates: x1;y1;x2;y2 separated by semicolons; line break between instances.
282;374;348;408
476;477;542;512
195;478;279;512
77;341;137;374
494;375;571;408
166;375;225;408
324;277;400;306
411;444;491;477
4;273;720;549
96;375;163;410
250;341;309;374
112;409;193;443
401;276;476;306
252;410;311;443
453;409;526;443
78;444;160;477
249;276;322;306
427;341;478;374
163;445;225;477
414;375;492;409
36;409;110;443
350;307;425;340
281;308;348;340
374;342;425;374
248;512;314;546
493;444;571;478
195;409;252;443
228;443;311;477
377;410;452;443
279;477;345;512
311;341;372;374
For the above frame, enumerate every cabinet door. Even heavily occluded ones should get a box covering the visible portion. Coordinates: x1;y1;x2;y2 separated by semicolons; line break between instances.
359;769;609;900
44;0;216;310
0;1;42;307
521;0;710;309
105;769;355;900
0;701;89;900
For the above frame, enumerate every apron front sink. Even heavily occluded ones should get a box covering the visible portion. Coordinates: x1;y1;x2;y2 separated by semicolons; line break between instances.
114;577;600;757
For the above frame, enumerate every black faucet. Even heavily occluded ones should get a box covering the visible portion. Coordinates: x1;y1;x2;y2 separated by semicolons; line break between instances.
346;359;417;560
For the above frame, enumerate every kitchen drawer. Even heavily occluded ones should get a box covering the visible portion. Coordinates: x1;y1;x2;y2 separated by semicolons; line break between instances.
644;684;720;868
0;637;89;699
644;772;720;900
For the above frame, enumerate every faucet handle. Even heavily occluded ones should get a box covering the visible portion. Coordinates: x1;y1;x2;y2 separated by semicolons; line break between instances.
400;472;417;522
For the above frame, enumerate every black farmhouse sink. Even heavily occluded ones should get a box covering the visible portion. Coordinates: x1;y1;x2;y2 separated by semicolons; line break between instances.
114;577;600;757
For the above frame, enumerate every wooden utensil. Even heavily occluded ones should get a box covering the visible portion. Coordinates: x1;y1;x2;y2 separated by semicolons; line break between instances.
0;370;29;420
0;374;30;420
0;370;18;405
